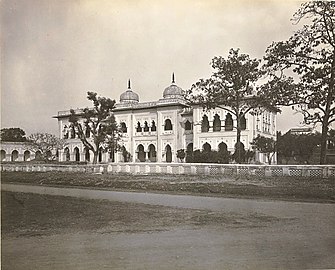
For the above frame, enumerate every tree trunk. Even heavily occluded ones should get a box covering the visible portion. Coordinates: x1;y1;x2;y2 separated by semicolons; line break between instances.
236;115;242;163
93;151;98;164
320;120;329;165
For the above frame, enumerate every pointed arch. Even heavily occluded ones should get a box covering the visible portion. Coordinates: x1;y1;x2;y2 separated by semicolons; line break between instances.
120;122;127;133
148;144;156;162
136;122;142;132
85;148;90;162
143;121;149;132
213;114;221;132
203;142;211;152
164;119;173;131
185;120;192;130
165;144;172;163
151;121;157;132
137;144;146;162
98;147;103;163
201;115;209;132
63;147;70;161
74;147;80;162
225;113;233;131
35;150;42;161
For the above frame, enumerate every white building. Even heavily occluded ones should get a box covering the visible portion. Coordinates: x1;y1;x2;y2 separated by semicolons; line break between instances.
54;75;277;164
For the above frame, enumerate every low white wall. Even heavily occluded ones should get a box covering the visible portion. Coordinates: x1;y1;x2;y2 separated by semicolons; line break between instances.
1;163;335;178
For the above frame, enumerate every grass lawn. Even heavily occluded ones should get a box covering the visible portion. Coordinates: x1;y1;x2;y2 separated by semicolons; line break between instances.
2;171;335;203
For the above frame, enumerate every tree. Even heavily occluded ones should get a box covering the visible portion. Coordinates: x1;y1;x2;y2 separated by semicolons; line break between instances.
251;135;276;165
27;133;67;161
187;49;276;163
0;128;26;142
293;133;321;164
69;92;120;164
177;149;186;162
262;1;335;164
277;131;296;164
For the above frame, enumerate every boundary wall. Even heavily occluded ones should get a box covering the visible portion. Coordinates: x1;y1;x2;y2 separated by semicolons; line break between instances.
1;163;335;178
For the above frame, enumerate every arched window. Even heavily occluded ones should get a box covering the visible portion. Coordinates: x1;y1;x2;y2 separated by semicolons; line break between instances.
165;145;172;163
85;125;91;138
213;114;221;132
151;121;157;132
203;143;211;152
164;119;173;131
74;147;80;162
35;150;42;161
63;125;69;139
225;113;233;131
185;120;192;130
1;150;6;161
240;114;246;130
98;147;103;163
64;147;70;161
136;122;142;132
143;121;149;132
11;150;19;162
148;144;156;162
120;122;127;133
137;144;146;162
201;115;209;132
24;150;31;161
218;142;228;152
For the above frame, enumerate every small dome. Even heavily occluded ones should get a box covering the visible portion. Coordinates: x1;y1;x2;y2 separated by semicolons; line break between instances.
163;73;184;99
120;80;139;103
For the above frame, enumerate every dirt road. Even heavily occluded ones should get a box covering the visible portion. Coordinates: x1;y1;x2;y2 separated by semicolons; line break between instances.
2;184;335;270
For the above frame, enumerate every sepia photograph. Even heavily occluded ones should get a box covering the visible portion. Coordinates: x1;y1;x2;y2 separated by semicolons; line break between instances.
1;0;335;269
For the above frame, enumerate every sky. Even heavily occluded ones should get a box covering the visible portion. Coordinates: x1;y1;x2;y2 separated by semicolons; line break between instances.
1;0;306;136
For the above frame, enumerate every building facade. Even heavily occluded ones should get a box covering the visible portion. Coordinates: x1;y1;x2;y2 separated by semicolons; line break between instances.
54;76;277;164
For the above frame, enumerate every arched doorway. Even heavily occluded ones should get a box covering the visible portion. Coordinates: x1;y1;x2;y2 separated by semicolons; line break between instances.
203;142;211;152
98;148;103;163
35;150;42;160
137;144;146;162
24;150;31;161
74;147;80;162
186;143;193;163
1;150;6;161
148;144;156;162
63;147;70;161
11;150;19;161
165;145;172;163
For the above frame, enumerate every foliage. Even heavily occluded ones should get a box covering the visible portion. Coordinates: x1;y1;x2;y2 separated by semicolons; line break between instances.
121;146;131;162
69;92;120;164
187;48;276;163
0;128;26;142
277;131;321;164
262;1;335;164
232;142;246;163
251;135;276;165
176;149;186;162
27;133;67;161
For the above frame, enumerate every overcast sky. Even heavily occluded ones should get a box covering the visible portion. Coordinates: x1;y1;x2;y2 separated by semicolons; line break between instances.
1;0;305;136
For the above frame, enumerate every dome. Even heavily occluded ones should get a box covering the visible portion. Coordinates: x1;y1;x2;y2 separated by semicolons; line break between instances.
120;80;139;103
163;73;184;99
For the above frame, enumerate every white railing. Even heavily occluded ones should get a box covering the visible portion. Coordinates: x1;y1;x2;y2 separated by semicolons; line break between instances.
1;163;335;178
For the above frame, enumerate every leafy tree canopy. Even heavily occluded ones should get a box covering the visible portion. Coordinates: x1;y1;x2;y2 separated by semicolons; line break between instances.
251;135;276;165
27;133;67;161
261;1;335;164
69;92;120;164
0;128;26;142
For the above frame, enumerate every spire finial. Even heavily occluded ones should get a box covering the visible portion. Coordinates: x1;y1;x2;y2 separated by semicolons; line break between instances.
172;72;175;84
128;79;131;90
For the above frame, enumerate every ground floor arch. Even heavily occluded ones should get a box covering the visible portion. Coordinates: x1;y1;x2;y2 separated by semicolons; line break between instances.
74;147;80;162
11;150;19;161
1;150;6;161
24;150;31;161
165;144;172;163
148;144;156;162
137;144;146;162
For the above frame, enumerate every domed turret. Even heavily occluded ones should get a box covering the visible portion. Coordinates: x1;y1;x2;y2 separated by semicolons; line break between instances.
163;73;184;99
120;79;139;103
